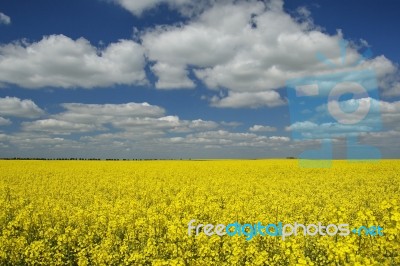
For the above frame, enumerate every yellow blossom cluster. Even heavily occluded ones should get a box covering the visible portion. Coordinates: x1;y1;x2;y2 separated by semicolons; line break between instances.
0;160;399;265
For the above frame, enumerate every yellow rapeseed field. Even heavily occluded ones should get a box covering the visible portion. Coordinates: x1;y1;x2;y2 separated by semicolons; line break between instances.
0;160;399;265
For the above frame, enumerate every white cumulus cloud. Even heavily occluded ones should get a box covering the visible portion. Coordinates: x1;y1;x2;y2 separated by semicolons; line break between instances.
21;119;101;135
211;91;285;108
249;125;277;132
0;12;11;25
151;62;195;89
111;0;215;16
0;117;11;126
20;101;219;136
140;0;400;107
0;35;147;89
0;97;44;118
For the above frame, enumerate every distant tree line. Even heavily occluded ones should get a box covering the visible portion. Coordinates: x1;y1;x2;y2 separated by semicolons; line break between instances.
1;157;296;161
0;157;190;161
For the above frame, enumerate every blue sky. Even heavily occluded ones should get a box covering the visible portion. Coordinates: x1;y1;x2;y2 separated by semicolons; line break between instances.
0;0;399;159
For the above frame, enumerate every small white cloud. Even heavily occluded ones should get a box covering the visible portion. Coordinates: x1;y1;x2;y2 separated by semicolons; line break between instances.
151;62;195;89
296;6;311;18
0;97;44;118
382;82;400;97
295;84;319;97
0;117;11;126
111;0;213;17
111;116;218;133
269;136;290;142
221;121;242;127
22;119;101;135
0;12;11;25
285;121;317;131
111;0;168;16
189;119;218;130
249;125;277;132
60;102;165;120
211;91;285;108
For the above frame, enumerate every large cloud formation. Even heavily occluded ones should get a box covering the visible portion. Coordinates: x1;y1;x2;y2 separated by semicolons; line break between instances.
0;35;146;88
140;0;400;106
0;0;398;104
0;97;292;158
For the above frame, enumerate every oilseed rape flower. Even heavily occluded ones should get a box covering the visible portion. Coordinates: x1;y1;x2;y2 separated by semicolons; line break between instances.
0;160;399;265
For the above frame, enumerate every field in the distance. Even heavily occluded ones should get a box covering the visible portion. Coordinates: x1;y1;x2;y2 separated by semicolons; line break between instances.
0;160;399;265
